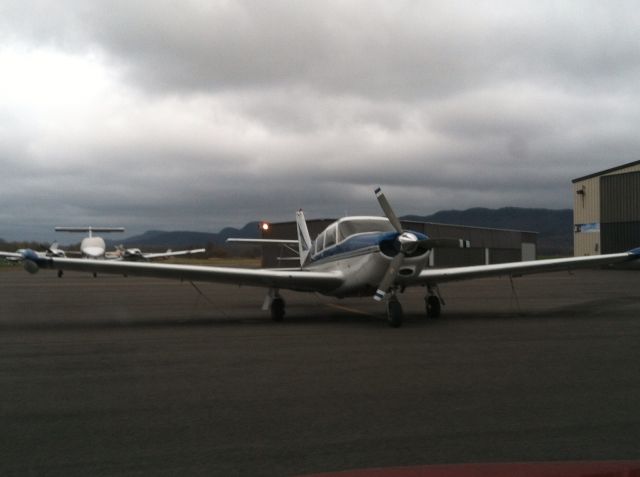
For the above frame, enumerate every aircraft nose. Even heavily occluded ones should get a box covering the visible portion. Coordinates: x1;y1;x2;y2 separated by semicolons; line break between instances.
20;249;40;261
83;247;105;258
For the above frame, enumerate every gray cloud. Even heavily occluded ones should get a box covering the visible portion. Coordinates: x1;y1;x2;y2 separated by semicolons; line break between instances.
1;1;640;242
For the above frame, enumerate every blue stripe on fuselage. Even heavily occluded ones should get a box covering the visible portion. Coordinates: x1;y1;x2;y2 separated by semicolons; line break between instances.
309;230;428;265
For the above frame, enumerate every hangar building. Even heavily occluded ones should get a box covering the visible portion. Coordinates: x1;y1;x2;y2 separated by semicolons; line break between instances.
260;218;537;268
573;160;640;256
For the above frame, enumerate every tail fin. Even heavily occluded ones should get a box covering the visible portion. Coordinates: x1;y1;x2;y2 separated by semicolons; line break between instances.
296;209;312;267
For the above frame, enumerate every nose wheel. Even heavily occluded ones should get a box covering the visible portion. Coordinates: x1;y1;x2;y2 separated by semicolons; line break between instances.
386;296;403;328
425;294;441;318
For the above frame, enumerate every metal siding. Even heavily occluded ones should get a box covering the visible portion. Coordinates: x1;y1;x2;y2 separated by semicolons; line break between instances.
606;163;640;175
433;248;485;267
521;243;536;261
600;172;640;223
574;232;600;256
573;164;640;256
601;222;640;254
490;249;522;264
572;174;600;256
572;159;640;182
573;176;600;225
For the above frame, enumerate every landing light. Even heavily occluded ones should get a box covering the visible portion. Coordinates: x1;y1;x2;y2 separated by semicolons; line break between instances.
260;222;270;232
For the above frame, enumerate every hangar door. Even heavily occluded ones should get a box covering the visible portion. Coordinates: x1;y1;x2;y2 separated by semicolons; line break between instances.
600;171;640;253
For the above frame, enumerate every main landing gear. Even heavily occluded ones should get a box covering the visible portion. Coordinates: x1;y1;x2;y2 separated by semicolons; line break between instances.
425;295;441;318
425;285;442;319
264;289;285;322
271;297;285;322
384;286;444;327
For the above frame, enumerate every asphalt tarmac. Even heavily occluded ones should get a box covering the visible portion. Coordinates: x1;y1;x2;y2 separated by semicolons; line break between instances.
1;267;639;476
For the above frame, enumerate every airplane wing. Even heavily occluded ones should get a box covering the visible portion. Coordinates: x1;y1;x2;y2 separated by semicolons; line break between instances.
405;249;640;286
0;251;24;261
24;253;344;293
139;248;206;260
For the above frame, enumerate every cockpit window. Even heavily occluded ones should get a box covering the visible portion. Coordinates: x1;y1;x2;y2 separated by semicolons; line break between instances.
314;232;325;254
338;219;395;241
324;225;337;248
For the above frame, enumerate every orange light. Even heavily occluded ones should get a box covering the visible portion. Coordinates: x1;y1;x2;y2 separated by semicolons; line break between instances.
261;222;270;232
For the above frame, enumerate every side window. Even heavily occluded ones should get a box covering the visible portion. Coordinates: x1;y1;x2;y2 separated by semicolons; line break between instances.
324;225;337;248
315;233;325;254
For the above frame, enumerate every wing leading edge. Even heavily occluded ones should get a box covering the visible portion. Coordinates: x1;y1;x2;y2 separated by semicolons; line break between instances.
407;249;640;286
28;255;343;293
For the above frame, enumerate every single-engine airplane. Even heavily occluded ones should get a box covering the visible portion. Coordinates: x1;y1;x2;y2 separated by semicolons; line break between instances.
0;242;65;262
15;188;640;327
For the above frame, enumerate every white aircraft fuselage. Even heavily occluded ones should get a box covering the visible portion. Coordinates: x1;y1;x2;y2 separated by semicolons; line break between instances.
300;217;430;297
80;236;107;259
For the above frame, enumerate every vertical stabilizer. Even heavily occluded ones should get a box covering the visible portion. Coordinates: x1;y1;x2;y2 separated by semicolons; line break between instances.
296;209;312;268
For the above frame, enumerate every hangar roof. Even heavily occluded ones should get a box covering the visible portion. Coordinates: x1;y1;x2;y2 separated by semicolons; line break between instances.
572;159;640;183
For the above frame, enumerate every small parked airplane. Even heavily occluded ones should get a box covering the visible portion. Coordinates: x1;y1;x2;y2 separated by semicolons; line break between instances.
0;242;65;262
14;188;640;327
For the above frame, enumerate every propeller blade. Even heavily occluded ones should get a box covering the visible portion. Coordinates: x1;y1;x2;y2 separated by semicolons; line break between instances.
375;187;403;233
373;252;405;301
416;238;471;250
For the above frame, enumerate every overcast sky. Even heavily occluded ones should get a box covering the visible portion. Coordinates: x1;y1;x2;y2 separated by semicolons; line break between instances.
2;1;640;242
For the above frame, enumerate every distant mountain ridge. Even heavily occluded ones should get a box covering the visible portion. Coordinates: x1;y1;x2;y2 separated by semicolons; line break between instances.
108;222;260;248
109;208;573;256
402;207;573;255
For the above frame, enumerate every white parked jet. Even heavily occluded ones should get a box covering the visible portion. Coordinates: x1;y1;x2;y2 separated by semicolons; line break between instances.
16;188;640;327
55;226;126;259
54;227;205;261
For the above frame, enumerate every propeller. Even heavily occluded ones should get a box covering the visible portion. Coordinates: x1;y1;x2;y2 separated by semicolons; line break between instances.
375;187;403;233
373;187;411;301
373;187;471;301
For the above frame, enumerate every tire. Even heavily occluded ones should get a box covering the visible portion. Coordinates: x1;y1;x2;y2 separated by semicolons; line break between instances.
387;299;403;328
270;297;285;322
426;295;441;318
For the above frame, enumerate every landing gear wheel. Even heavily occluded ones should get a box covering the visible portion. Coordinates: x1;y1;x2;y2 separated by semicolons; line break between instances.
386;299;403;328
270;297;285;322
426;295;441;318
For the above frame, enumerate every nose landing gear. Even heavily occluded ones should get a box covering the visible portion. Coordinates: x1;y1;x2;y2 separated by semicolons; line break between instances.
386;293;403;328
425;285;442;318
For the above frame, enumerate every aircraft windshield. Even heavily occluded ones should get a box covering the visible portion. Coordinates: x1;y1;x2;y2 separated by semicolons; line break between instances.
338;219;395;241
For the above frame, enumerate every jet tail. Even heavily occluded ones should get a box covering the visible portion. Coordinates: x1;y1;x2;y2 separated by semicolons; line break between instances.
295;210;312;268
